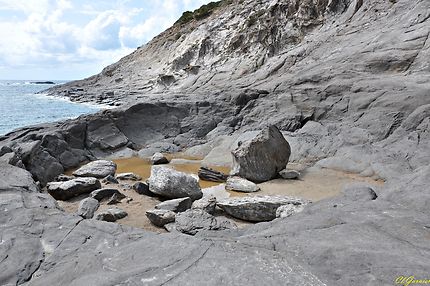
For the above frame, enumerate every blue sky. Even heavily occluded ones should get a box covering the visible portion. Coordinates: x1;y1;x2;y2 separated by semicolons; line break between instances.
0;0;212;80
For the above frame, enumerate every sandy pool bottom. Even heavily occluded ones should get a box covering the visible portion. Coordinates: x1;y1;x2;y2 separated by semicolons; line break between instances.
58;157;384;233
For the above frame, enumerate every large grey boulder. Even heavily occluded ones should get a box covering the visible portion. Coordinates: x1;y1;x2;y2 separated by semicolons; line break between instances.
73;160;117;178
218;196;310;222
47;177;101;200
230;126;291;182
0;162;39;193
225;176;260;193
77;198;99;219
147;166;203;200
155;197;192;213
146;209;176;227
174;209;237;235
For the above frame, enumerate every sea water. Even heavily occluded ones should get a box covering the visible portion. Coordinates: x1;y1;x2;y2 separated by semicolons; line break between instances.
0;80;100;135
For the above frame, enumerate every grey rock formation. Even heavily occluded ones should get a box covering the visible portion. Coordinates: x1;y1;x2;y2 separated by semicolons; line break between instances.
73;160;117;178
174;209;237;235
230;126;291;182
146;209;176;227
101;174;119;184
90;188;125;201
225;176;261;193
155;197;192;213
0;162;39;193
77;197;100;219
191;195;217;215
148;166;203;200
115;172;142;181
150;152;169;165
218;196;310;222
47;177;101;200
279;169;301;180
95;207;128;222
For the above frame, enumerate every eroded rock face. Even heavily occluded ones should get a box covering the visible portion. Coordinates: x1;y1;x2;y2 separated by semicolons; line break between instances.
230;126;291;183
47;177;101;200
148;166;203;200
225;176;260;193
174;209;237;235
73;160;117;178
217;196;310;222
192;195;217;215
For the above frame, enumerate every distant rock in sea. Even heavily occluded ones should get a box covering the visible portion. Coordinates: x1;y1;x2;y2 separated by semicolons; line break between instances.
31;81;55;84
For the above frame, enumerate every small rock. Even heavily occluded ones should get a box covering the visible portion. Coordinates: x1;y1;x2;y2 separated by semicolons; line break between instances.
107;193;123;205
192;195;217;215
90;188;126;201
47;177;101;201
120;183;132;190
146;209;176;227
95;208;128;222
155;197;192;213
148;166;203;201
77;198;99;219
175;209;237;235
217;196;310;222
279;169;300;180
102;175;119;184
198;167;228;182
276;204;305;218
133;182;157;196
116;172;142;181
73;160;117;178
125;197;133;203
225;176;260;193
151;152;169;165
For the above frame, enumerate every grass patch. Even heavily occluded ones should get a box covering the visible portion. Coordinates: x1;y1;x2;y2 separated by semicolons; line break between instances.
175;1;230;25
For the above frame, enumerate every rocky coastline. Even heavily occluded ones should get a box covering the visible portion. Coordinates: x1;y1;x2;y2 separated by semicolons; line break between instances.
1;0;430;285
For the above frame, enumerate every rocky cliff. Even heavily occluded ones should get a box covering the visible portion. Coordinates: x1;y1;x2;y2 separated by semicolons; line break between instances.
1;0;430;285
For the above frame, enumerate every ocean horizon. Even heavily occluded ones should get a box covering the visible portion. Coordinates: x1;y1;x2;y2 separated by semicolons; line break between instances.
0;80;100;135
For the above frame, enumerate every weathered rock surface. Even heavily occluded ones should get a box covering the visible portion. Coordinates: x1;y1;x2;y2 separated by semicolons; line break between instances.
90;188;125;201
47;177;101;200
218;196;310;222
146;209;176;227
155;197;192;213
225;176;260;193
148;166;203;200
73;160;117;178
230;126;291;182
150;152;169;165
95;207;128;222
174;209;237;235
77;197;99;219
115;172;142;181
192;195;217;215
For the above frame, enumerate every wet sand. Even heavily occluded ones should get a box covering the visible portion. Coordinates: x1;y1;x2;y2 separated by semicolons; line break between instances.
59;156;384;233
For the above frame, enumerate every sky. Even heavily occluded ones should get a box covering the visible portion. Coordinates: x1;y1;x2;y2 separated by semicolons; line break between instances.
0;0;212;80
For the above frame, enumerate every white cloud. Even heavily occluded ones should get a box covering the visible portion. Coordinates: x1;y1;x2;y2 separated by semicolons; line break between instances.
0;0;213;79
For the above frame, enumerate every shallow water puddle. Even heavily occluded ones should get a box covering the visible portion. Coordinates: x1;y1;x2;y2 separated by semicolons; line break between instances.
113;156;230;189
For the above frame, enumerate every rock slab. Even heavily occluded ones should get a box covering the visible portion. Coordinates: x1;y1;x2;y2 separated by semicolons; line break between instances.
225;176;260;193
155;197;192;213
47;177;101;200
73;160;117;178
146;209;176;227
174;209;237;235
218;196;310;222
77;197;99;219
